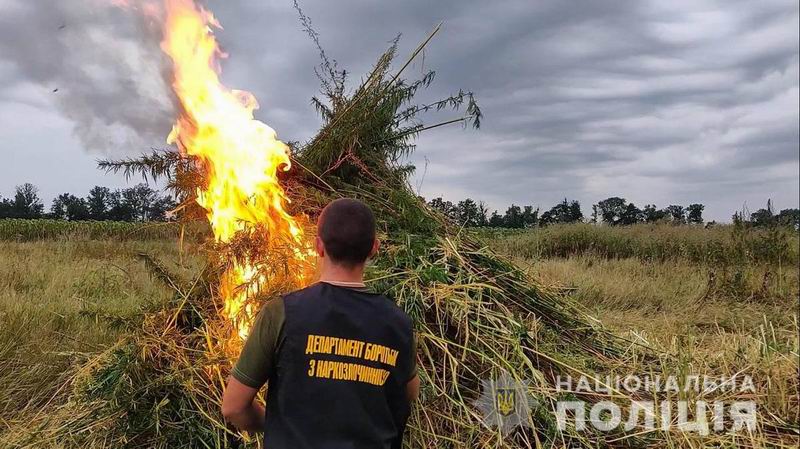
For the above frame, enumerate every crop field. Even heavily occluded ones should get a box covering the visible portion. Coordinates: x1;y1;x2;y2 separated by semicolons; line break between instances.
0;220;797;447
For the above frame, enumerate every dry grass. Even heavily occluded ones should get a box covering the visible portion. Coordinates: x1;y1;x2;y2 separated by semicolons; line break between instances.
1;224;796;447
0;238;203;419
484;223;799;266
494;230;799;447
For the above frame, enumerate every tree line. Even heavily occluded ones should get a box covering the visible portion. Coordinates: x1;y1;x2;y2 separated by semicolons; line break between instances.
2;183;796;229
732;199;800;229
0;183;176;221
427;196;799;229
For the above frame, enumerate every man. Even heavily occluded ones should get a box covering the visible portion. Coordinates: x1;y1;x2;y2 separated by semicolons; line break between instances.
222;198;419;449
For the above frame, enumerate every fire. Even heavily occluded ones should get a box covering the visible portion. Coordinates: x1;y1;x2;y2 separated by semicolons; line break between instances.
157;0;313;339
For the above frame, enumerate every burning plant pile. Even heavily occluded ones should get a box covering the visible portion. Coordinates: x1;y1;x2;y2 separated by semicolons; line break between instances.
2;1;656;448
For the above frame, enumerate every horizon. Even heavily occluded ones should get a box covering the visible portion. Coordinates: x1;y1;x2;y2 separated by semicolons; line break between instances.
0;178;792;225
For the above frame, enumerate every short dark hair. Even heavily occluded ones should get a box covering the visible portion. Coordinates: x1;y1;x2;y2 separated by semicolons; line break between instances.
318;198;376;266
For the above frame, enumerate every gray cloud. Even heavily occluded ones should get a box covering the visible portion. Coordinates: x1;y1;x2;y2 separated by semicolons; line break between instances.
0;0;173;153
0;0;797;220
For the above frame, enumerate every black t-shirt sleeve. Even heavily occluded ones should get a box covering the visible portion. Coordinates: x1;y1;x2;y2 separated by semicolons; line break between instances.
231;297;285;389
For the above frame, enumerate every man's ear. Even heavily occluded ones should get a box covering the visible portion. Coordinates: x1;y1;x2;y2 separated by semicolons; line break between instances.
369;237;380;259
315;236;326;258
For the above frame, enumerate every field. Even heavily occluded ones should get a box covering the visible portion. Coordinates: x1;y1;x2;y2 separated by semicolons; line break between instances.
484;223;799;446
0;220;797;446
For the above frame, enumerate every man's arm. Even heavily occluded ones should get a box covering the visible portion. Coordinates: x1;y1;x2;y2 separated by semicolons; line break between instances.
221;297;284;432
405;331;420;402
221;376;265;432
406;374;420;402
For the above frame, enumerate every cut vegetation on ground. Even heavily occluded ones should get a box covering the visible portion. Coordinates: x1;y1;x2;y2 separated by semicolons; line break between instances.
1;221;797;447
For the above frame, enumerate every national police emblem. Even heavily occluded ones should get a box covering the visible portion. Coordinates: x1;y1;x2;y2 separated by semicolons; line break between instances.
473;369;536;435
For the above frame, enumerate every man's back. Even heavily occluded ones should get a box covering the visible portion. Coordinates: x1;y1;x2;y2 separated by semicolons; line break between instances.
235;282;415;449
223;198;418;446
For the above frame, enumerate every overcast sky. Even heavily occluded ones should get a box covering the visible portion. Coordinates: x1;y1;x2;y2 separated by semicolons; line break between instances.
1;0;797;221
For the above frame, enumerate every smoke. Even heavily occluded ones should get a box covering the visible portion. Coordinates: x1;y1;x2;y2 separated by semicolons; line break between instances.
0;0;175;154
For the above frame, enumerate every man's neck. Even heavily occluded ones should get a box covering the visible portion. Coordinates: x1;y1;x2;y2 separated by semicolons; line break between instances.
319;261;365;285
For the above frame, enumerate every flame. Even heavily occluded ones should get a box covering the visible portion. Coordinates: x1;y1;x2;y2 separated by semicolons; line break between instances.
158;0;313;339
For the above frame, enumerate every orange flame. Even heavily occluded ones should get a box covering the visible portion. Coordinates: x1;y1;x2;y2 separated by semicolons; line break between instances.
158;0;313;339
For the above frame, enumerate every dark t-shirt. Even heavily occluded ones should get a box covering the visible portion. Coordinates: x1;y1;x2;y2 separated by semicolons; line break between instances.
232;282;416;449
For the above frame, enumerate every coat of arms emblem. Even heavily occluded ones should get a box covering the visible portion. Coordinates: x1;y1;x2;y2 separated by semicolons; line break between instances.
473;369;537;435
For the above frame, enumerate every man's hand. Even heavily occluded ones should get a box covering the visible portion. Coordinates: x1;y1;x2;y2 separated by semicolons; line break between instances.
221;376;266;432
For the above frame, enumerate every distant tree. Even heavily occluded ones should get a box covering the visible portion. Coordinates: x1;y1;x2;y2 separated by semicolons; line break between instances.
50;194;67;219
456;198;476;226
0;196;12;218
568;200;583;223
1;183;176;222
503;204;524;228
776;208;799;229
70;195;91;220
540;199;582;226
522;205;539;228
106;190;136;221
687;203;705;224
732;210;746;226
52;193;92;221
664;205;686;224
538;210;554;226
87;186;112;220
69;198;90;221
750;199;775;227
428;197;444;212
148;195;177;222
428;197;458;221
12;183;44;218
476;201;489;227
595;197;628;226
620;202;643;225
488;210;504;227
453;198;480;227
642;204;667;223
121;183;159;221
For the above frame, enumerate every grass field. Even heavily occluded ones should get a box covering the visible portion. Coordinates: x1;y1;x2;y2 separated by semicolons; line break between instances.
484;223;799;446
1;220;797;446
0;233;205;421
